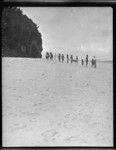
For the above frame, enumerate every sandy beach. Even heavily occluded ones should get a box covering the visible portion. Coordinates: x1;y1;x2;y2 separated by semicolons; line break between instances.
2;57;113;146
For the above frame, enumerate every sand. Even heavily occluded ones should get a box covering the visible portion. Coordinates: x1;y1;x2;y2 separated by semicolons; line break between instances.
2;57;113;146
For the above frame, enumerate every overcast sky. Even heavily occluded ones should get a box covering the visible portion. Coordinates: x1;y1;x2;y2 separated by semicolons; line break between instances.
21;7;112;60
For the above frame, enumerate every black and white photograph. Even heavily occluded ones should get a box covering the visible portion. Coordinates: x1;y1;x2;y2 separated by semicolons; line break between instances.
2;7;113;146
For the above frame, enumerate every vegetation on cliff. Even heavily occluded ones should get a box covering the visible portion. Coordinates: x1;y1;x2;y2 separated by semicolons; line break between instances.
2;7;43;58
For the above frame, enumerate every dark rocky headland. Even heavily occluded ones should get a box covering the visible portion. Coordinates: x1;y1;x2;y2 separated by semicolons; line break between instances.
2;7;43;58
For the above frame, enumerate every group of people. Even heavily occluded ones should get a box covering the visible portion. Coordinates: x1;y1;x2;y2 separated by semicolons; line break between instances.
45;52;96;68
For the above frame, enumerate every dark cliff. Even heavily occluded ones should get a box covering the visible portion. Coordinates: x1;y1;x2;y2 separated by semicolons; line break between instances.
2;7;43;58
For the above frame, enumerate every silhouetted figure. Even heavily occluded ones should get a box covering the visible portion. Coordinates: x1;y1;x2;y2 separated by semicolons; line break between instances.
82;59;84;66
93;56;96;68
70;55;73;63
76;56;78;64
45;52;49;60
58;53;61;62
86;54;88;67
66;54;69;63
61;54;64;62
91;58;94;67
50;52;53;60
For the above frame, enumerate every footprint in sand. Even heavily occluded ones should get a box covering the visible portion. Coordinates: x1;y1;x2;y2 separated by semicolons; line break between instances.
13;123;27;130
30;117;37;122
41;129;59;140
65;136;77;142
65;136;87;144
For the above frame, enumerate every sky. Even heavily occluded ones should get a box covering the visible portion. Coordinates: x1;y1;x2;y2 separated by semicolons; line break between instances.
21;7;113;60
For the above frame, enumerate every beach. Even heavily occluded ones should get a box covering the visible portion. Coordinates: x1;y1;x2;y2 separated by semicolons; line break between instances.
2;57;113;146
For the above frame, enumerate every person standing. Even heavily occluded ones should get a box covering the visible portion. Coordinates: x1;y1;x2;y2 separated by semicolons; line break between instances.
91;58;94;67
82;59;84;66
93;56;96;68
50;52;53;60
76;56;78;64
61;54;64;62
70;55;73;63
45;52;49;60
58;53;61;62
86;54;88;67
66;54;69;63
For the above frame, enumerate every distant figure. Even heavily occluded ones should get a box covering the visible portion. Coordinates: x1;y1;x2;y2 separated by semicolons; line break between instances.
82;59;84;66
86;54;88;67
76;56;78;64
45;52;49;60
61;54;64;62
66;54;69;63
91;56;96;68
70;55;73;63
58;53;61;62
93;56;96;68
91;58;94;67
50;52;53;60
